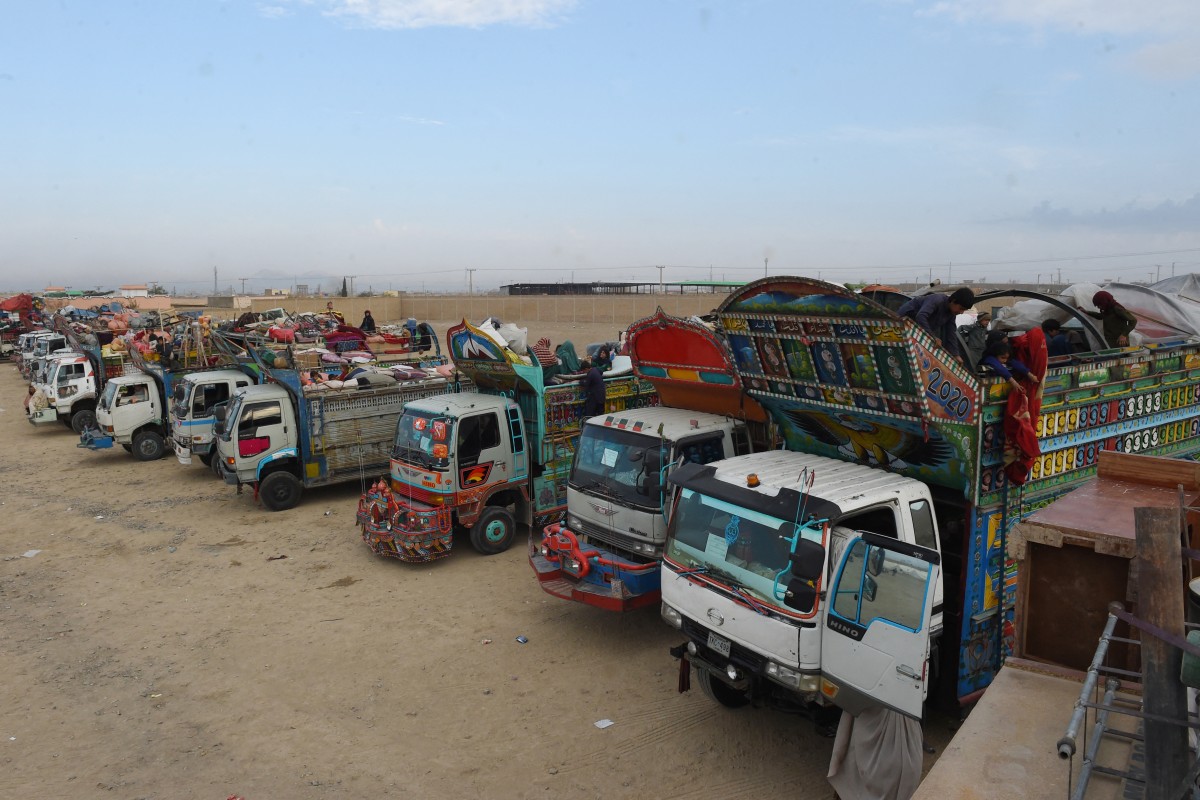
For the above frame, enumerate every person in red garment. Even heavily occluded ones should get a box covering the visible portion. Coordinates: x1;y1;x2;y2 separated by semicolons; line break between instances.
1001;327;1049;486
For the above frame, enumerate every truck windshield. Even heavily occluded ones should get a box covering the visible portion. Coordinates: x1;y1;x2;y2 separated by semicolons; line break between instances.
666;488;818;604
392;410;453;471
99;381;119;412
571;425;669;508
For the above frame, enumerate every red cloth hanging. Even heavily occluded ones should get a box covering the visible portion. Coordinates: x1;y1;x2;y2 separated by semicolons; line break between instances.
1002;327;1049;485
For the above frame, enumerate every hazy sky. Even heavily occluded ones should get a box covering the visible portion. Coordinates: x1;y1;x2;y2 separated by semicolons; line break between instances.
3;0;1200;294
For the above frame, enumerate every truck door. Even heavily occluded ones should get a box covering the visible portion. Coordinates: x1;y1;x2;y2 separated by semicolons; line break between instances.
456;412;505;489
236;401;286;461
821;531;940;720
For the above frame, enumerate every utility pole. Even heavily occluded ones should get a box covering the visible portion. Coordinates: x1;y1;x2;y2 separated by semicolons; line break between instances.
1057;266;1063;284
656;265;665;295
239;277;248;295
1156;264;1162;283
466;268;476;295
348;275;357;296
213;266;218;295
764;258;768;278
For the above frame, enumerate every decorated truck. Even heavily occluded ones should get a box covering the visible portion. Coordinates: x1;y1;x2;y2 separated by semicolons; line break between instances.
215;361;468;511
530;311;775;610
650;276;1200;717
358;320;658;563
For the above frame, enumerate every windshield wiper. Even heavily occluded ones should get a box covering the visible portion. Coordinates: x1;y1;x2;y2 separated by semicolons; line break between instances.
702;564;770;616
581;478;619;500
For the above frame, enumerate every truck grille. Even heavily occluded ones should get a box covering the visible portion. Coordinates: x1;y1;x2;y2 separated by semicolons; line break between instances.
572;517;660;560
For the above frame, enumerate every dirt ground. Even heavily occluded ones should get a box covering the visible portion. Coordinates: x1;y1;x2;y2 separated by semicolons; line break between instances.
1;317;953;799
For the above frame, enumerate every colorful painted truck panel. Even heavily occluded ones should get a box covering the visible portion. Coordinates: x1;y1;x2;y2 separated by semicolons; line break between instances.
658;276;1200;707
360;320;658;564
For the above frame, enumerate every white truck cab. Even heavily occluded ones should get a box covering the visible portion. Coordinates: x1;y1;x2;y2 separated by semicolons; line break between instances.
660;449;942;719
29;351;99;431
532;406;757;610
171;369;254;467
94;373;169;459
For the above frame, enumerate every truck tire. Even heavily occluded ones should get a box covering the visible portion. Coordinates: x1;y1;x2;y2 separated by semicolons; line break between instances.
70;407;97;434
259;471;302;511
469;506;517;555
132;430;167;461
122;444;133;453
199;452;213;467
697;669;750;709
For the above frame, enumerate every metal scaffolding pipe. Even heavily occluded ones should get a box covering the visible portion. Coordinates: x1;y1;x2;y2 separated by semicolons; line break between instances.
1059;608;1121;759
1069;678;1121;800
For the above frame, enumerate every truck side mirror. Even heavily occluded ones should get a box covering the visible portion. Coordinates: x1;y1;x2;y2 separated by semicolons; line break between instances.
783;538;825;613
783;578;817;613
633;448;664;496
213;404;227;422
862;573;879;603
866;546;886;577
789;538;825;582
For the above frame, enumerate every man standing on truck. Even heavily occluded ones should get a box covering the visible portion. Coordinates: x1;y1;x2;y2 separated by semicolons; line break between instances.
898;288;975;361
581;360;606;417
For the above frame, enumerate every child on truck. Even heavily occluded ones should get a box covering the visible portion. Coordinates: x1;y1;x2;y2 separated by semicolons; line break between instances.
979;339;1039;395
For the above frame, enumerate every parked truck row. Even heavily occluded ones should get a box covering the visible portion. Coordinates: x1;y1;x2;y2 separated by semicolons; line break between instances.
18;283;1200;732
529;278;1200;723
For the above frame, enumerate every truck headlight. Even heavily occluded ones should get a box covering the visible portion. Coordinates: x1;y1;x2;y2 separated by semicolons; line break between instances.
568;515;582;530
764;661;810;691
660;603;682;630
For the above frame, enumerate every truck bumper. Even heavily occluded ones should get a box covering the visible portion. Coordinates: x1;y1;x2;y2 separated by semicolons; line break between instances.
28;408;58;427
217;459;240;487
357;483;454;562
77;429;114;448
530;524;661;612
173;438;193;466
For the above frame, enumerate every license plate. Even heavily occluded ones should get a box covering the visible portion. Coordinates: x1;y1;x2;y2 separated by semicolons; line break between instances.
707;632;732;658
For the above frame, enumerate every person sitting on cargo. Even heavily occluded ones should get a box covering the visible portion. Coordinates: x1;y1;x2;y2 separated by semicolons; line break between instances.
979;339;1038;395
593;345;613;372
1041;319;1072;357
359;310;377;333
897;288;975;362
1085;291;1137;348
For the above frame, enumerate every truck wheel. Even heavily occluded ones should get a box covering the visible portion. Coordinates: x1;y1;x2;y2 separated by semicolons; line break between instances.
132;430;167;461
199;453;213;467
469;507;516;555
259;471;302;511
697;669;750;709
70;407;97;434
122;444;133;453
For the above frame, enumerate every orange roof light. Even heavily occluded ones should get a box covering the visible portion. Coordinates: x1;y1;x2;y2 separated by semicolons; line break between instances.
746;473;760;488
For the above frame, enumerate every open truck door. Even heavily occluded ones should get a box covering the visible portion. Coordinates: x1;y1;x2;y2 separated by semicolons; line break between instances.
820;532;940;720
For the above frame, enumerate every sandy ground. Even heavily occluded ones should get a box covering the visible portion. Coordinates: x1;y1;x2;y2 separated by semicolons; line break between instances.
1;318;952;799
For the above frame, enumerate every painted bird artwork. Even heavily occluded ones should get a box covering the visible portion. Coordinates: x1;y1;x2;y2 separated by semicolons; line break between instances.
783;409;954;469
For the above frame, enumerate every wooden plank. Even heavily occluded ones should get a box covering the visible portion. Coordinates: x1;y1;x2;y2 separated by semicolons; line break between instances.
1135;505;1191;796
1097;449;1200;490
